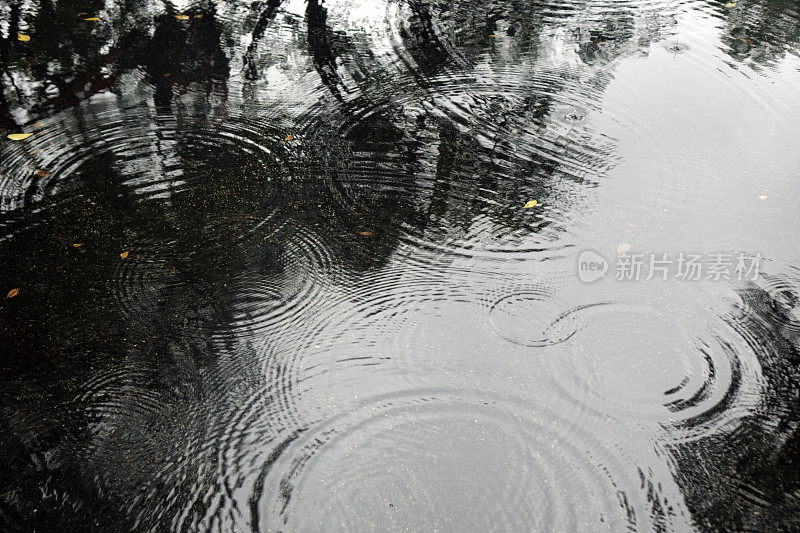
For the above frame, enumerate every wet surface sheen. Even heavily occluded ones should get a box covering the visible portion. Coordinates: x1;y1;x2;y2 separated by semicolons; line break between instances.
1;0;799;531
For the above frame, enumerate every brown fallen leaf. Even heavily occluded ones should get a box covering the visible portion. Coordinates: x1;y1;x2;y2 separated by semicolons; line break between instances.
17;33;30;42
523;200;538;208
120;251;130;259
285;134;293;141
35;169;49;178
7;133;34;141
359;231;373;236
6;288;19;299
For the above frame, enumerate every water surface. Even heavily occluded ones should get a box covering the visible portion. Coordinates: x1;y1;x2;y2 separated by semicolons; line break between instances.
1;0;800;530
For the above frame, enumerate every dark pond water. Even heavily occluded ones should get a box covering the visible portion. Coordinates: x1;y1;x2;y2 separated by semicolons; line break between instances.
1;0;800;530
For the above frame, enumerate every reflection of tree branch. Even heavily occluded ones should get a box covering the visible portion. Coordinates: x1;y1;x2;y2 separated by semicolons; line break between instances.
0;0;22;128
306;0;344;101
32;41;134;115
244;0;284;80
1;68;24;103
405;0;455;73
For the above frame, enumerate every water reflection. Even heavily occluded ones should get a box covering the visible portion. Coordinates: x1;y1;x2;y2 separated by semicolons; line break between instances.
1;0;800;530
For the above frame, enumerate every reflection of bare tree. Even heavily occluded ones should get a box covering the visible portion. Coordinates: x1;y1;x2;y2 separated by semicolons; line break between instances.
719;0;800;69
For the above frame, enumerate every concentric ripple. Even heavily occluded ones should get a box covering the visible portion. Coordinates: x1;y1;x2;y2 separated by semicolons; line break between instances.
251;390;665;531
546;302;766;441
488;289;578;347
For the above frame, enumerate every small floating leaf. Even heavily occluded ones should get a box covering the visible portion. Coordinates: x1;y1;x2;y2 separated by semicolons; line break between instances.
35;169;49;178
194;14;203;18
285;134;293;141
758;195;768;200
174;14;189;20
6;288;19;299
7;133;34;141
73;243;83;248
359;231;373;236
617;243;631;255
17;33;30;42
725;2;736;6
120;251;129;259
83;17;100;21
523;200;538;208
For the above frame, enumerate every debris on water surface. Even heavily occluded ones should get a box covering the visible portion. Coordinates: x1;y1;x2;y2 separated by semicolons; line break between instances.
17;33;30;41
120;251;130;259
6;289;20;299
7;133;34;141
523;200;538;208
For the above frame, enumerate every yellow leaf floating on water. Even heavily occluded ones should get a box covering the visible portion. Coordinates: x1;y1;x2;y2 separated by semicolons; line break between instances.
725;2;736;6
120;251;130;259
174;14;189;20
18;33;30;42
523;200;538;208
6;288;19;298
83;17;100;21
73;243;83;248
7;133;34;141
617;243;632;255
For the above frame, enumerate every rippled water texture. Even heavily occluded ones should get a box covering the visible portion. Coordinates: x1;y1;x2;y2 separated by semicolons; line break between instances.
1;0;800;530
